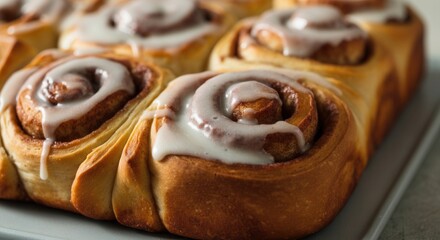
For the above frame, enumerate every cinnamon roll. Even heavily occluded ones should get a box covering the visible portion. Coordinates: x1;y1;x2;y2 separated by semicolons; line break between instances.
59;0;234;76
0;50;173;218
116;69;364;239
273;0;425;106
210;5;400;148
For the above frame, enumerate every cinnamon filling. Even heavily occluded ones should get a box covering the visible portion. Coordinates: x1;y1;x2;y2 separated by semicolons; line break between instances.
225;81;283;124
41;72;96;105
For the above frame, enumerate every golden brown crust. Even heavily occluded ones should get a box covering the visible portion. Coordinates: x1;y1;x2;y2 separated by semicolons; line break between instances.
0;35;37;89
144;79;362;239
112;119;164;231
0;23;56;89
69;58;173;220
0;141;27;200
352;7;425;106
0;15;57;200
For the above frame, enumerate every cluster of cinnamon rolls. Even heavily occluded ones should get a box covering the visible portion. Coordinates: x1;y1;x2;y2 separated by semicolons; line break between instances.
0;0;424;239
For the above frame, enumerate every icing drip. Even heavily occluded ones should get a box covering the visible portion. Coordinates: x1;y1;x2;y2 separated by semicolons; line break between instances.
17;57;135;180
149;70;316;165
40;138;53;180
251;6;367;57
347;0;407;24
73;0;218;50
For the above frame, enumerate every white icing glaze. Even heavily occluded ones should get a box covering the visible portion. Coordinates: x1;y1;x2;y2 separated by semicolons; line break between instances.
347;0;407;24
152;95;276;164
287;5;342;30
150;70;314;165
71;0;218;50
251;6;367;57
0;68;37;112
224;81;282;120
17;57;136;180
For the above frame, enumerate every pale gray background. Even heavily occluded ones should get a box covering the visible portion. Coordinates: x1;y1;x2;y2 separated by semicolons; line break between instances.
379;0;440;239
